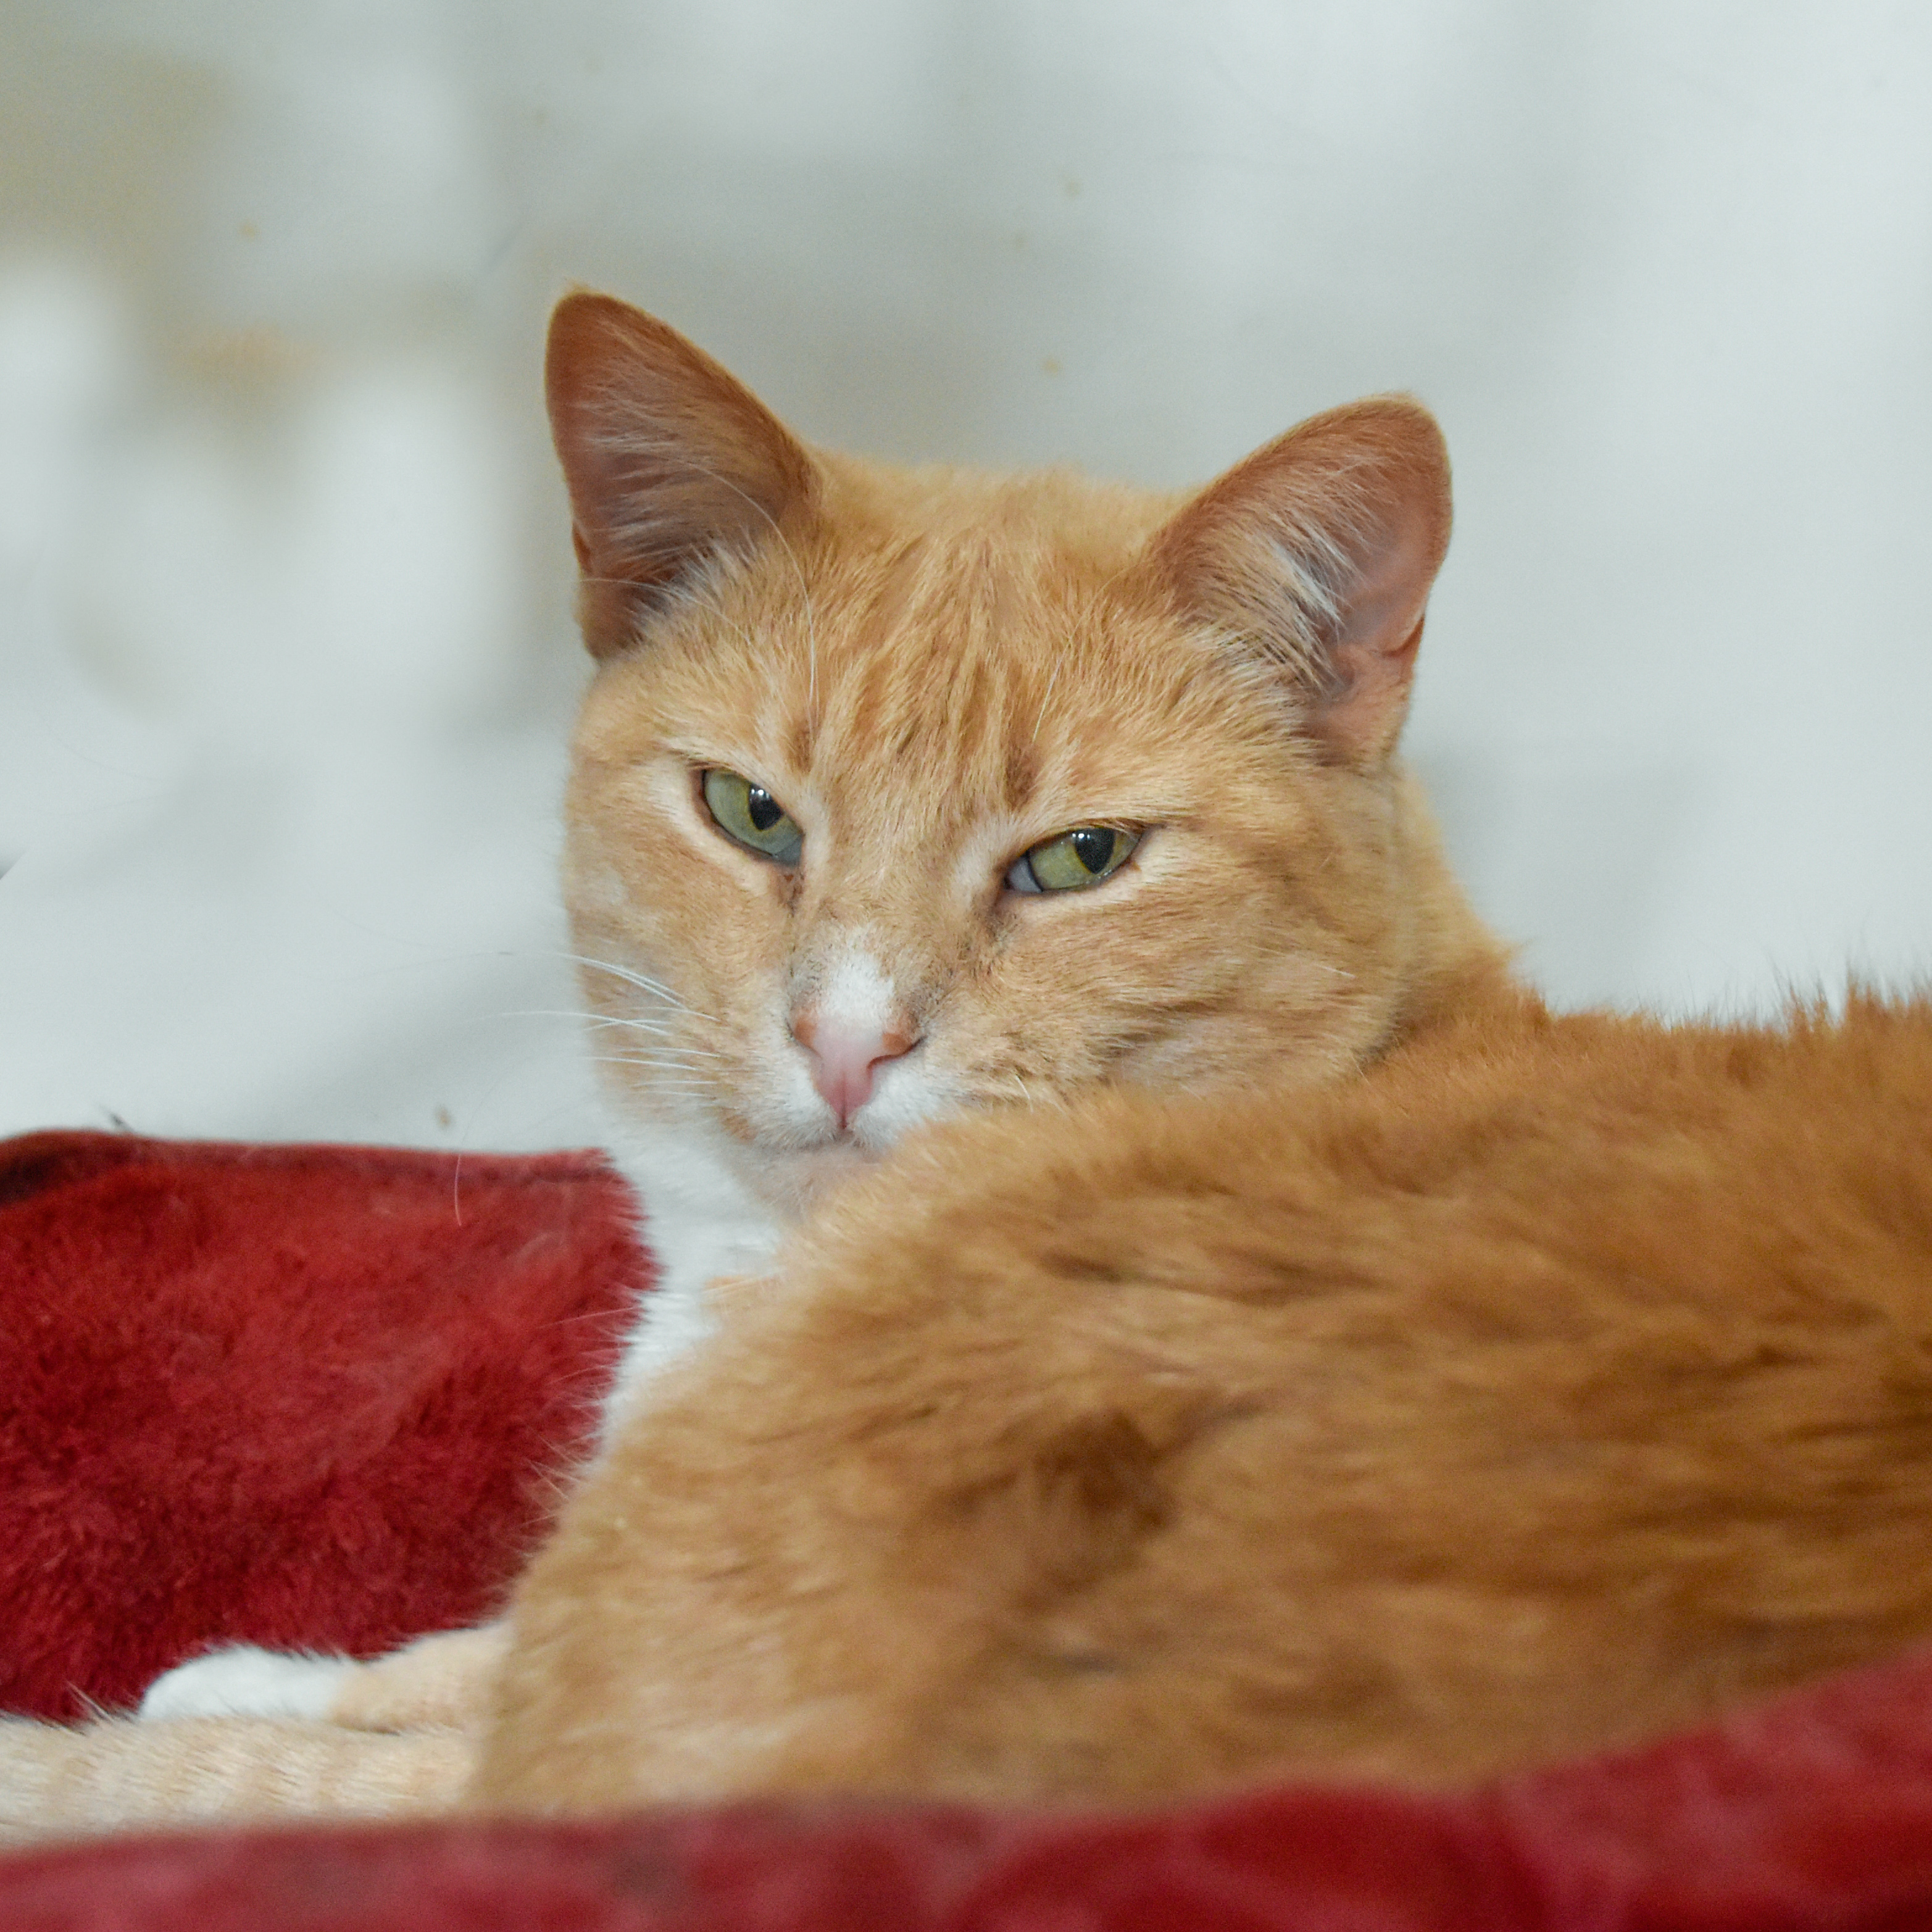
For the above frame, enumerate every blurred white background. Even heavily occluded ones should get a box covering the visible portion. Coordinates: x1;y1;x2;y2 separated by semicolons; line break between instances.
2;0;1928;1149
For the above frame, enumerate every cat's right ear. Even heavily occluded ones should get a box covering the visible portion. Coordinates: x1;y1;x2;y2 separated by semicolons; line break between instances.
1148;397;1452;768
545;292;820;658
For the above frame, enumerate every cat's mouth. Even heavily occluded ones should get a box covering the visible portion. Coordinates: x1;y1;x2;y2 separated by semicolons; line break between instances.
812;1126;886;1165
757;1136;878;1217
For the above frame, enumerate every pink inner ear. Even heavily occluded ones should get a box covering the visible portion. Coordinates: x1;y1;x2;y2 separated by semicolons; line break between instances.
544;293;818;657
1318;494;1444;763
1149;396;1452;767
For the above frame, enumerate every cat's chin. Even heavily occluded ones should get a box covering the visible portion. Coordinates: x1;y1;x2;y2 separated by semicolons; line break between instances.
751;1138;881;1218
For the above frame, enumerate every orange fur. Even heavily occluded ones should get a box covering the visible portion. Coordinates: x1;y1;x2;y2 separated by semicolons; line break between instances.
0;1715;467;1842
480;989;1932;1805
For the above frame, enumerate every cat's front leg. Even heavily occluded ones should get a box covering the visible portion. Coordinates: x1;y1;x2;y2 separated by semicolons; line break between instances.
141;1622;509;1734
0;1713;471;1842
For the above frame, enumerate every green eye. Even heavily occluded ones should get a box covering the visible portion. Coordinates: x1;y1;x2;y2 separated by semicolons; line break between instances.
1006;825;1141;894
702;768;804;866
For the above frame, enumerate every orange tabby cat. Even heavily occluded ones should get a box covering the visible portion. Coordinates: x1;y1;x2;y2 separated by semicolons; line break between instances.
478;986;1932;1807
6;293;1930;1838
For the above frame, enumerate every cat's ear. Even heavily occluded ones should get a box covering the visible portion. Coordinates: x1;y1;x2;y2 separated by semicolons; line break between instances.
545;292;820;658
1149;397;1451;766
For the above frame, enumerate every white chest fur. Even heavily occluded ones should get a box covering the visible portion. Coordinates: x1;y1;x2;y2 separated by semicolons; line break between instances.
595;1110;788;1445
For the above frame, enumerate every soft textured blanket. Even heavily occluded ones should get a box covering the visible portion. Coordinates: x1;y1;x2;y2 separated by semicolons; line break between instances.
6;1128;1932;1931
0;1130;638;1723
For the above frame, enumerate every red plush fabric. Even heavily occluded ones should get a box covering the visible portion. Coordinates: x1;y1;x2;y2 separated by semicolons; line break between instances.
7;1652;1932;1930
7;1127;1932;1930
0;1130;641;1722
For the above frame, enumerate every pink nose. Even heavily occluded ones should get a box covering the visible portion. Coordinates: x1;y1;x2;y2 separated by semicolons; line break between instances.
791;1014;917;1131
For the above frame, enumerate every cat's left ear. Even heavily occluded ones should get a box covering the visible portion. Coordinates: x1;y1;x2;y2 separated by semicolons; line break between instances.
1148;397;1451;767
546;291;821;658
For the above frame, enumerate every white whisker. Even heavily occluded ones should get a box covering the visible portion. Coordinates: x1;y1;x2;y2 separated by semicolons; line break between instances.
588;1054;719;1073
579;1015;703;1044
492;1007;683;1039
578;1030;725;1060
552;957;727;1028
548;949;704;1013
583;1055;717;1081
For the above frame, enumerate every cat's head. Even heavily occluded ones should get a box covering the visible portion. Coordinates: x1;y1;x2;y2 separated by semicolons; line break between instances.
550;292;1503;1217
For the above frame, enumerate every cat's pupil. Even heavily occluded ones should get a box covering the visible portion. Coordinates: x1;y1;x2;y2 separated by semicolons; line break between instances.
1071;827;1115;875
747;786;783;833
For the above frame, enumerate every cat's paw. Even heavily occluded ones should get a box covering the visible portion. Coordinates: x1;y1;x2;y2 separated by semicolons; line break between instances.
139;1645;354;1722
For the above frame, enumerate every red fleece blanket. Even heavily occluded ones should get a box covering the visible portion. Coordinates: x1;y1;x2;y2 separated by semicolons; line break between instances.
6;1129;1932;1931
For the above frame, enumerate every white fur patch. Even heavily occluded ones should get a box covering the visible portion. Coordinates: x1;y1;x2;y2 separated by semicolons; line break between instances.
596;1109;786;1443
851;1052;956;1148
815;947;897;1035
139;1644;354;1722
809;939;939;1146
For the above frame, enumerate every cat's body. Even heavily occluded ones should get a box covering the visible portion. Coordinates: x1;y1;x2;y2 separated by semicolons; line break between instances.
481;988;1932;1807
4;292;1930;1839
